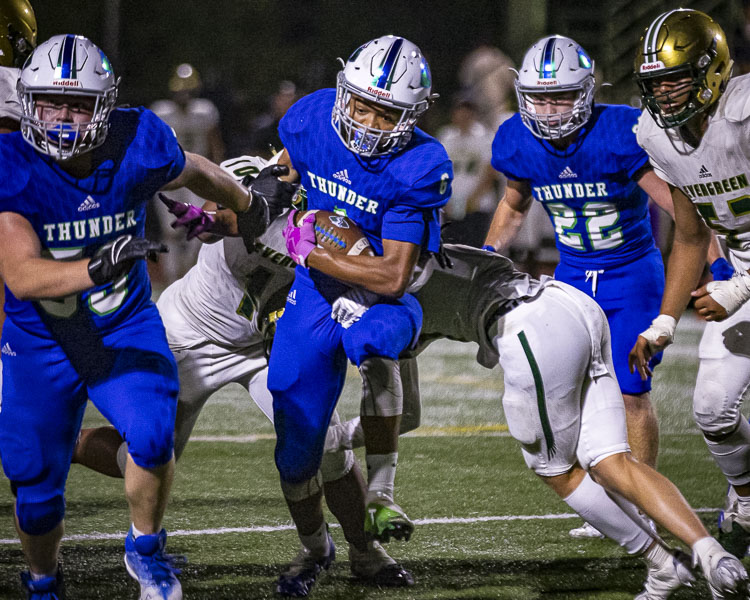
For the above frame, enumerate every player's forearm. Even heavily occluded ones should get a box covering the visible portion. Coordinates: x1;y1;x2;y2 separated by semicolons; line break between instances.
167;152;252;213
706;233;724;265
4;258;94;301
307;251;413;297
660;235;710;319
483;200;526;251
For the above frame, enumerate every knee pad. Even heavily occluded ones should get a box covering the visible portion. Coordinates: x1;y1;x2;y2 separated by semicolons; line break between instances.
280;471;323;502
693;376;741;436
320;448;355;483
360;358;403;418
16;494;65;536
126;425;174;469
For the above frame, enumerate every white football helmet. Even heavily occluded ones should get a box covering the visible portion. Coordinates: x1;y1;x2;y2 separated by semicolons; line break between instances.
332;35;434;157
515;35;595;140
18;34;118;160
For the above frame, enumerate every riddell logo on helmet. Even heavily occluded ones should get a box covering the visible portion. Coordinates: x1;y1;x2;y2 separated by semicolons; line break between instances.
640;62;665;72
536;80;559;86
53;79;82;87
367;87;392;99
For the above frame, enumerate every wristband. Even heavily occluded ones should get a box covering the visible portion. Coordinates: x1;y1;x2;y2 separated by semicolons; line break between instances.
640;314;677;348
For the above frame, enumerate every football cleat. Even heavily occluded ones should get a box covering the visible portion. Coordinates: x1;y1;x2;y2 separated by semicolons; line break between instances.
20;567;65;600
718;485;739;531
349;540;414;587
364;493;414;543
703;549;750;600
276;532;335;597
719;510;750;560
568;521;605;539
634;549;695;600
124;527;183;600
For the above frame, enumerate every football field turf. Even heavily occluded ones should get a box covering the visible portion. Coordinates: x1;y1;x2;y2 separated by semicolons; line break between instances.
0;313;733;598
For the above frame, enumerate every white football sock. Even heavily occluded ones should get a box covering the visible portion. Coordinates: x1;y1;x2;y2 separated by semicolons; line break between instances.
366;452;397;500
563;473;653;554
299;521;330;557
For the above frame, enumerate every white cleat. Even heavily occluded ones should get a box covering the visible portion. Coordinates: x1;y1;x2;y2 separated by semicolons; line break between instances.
568;522;605;539
634;549;695;599
349;540;414;587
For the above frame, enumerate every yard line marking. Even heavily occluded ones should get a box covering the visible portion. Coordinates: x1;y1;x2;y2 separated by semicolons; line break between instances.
0;508;722;545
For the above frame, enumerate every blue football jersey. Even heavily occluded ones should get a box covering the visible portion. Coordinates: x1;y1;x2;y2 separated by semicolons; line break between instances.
0;107;185;337
491;105;655;268
279;89;452;256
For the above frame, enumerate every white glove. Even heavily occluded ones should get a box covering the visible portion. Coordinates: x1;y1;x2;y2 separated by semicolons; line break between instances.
705;271;750;317
331;287;379;329
639;314;678;351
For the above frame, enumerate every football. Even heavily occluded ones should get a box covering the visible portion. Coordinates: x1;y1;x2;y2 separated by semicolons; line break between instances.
294;209;374;256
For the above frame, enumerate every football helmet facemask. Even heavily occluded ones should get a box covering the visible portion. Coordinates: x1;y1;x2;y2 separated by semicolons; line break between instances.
634;9;733;129
18;34;118;160
0;0;36;68
515;35;595;140
332;35;434;157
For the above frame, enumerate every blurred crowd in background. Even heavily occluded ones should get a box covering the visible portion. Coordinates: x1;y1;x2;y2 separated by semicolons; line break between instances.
33;0;748;290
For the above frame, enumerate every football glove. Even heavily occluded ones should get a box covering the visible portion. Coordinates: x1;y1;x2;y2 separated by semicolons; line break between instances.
239;164;298;241
88;234;167;285
283;209;317;267
158;193;215;240
331;287;379;328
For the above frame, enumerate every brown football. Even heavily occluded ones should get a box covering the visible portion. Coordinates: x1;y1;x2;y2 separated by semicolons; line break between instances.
294;210;374;256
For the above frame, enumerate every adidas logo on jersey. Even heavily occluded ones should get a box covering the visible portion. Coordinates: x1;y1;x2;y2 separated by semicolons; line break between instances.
558;166;578;179
77;196;101;212
1;343;16;356
699;165;713;179
332;169;352;185
287;289;297;306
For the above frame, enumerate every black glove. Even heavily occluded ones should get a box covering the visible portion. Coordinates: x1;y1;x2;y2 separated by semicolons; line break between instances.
88;234;168;285
238;164;297;243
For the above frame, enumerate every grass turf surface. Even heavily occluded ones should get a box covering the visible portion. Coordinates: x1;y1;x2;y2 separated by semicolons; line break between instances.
0;313;735;599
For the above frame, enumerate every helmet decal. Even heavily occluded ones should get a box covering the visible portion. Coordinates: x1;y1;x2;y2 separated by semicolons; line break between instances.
55;34;78;80
373;36;404;90
539;37;557;78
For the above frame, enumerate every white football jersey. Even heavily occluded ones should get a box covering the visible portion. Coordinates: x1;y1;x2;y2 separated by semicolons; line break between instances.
637;73;750;268
160;215;293;349
0;67;20;121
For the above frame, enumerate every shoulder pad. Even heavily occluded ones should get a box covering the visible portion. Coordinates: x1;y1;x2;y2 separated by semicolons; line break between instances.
717;75;750;124
129;107;184;169
280;89;333;136
0;134;30;200
0;67;20;120
490;114;527;179
597;104;647;161
387;129;452;189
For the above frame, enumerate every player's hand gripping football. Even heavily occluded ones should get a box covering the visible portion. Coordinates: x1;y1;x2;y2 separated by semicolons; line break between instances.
88;234;167;285
282;209;316;267
628;314;677;380
158;193;215;240
240;164;298;240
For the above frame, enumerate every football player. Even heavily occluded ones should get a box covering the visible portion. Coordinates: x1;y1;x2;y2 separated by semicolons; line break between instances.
269;35;452;595
0;35;292;600
630;8;750;561
0;0;36;337
483;34;726;540
73;155;415;594
331;243;750;599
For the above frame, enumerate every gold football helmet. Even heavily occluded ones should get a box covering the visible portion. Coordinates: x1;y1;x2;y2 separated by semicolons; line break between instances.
634;8;733;128
0;0;36;68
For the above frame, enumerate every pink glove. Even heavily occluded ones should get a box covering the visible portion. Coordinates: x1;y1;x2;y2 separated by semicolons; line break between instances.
283;209;317;267
158;193;215;240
